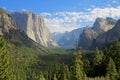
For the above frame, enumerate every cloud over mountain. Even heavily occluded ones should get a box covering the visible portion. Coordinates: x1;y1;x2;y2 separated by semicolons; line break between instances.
42;6;120;33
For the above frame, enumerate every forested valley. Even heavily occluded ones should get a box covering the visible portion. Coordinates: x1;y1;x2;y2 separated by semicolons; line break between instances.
1;35;120;80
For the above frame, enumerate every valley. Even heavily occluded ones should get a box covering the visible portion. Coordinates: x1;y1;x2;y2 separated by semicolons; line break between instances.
0;1;120;79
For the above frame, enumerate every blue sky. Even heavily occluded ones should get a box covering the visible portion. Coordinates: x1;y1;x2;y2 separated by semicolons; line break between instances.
0;0;120;13
0;0;120;33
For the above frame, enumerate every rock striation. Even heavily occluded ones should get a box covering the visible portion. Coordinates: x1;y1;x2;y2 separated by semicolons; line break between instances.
78;17;117;49
9;11;58;47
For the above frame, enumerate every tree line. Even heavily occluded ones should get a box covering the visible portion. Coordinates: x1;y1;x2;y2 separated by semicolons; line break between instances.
0;36;120;80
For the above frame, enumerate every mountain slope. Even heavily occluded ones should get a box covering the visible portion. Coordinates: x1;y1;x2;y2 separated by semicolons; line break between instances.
78;17;116;49
58;28;84;47
78;27;98;49
0;9;71;79
9;11;58;47
0;8;51;55
92;17;116;34
91;19;120;49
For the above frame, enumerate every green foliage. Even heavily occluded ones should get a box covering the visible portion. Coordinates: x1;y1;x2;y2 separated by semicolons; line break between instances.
59;65;70;80
52;73;57;80
93;48;105;65
106;57;118;80
0;36;9;80
39;73;46;80
1;28;120;80
105;40;120;72
70;51;86;80
92;48;106;77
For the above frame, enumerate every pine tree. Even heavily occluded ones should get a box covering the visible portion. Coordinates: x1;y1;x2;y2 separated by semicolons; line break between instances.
105;40;120;72
93;48;105;65
93;48;106;77
70;51;85;80
53;73;57;80
106;57;118;80
59;65;70;80
0;36;9;80
39;73;46;80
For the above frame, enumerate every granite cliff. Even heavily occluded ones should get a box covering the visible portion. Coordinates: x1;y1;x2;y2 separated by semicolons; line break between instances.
9;11;58;47
78;17;116;49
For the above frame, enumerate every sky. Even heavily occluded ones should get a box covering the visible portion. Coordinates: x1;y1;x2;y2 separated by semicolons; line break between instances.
0;0;120;33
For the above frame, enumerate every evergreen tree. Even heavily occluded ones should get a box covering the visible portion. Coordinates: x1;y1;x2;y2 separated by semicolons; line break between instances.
106;57;118;80
39;73;46;80
59;65;70;80
0;36;9;80
70;51;85;80
93;48;106;77
93;48;105;65
105;40;120;72
52;73;57;80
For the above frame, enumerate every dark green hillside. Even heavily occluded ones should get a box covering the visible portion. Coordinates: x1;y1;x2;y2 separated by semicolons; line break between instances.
0;8;71;80
1;8;120;80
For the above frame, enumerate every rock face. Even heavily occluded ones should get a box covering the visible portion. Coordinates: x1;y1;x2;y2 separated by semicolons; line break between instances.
56;28;84;47
92;17;116;34
78;17;117;49
91;19;120;49
0;9;16;35
78;28;98;49
9;11;58;47
0;8;50;54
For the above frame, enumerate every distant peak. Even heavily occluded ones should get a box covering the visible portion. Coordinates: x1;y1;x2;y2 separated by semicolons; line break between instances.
92;17;116;33
96;17;104;21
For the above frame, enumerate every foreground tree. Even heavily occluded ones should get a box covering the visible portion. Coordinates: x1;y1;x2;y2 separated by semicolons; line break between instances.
0;36;9;80
39;73;46;80
105;40;120;71
71;51;86;80
93;48;106;77
52;73;57;80
59;65;70;80
106;57;118;80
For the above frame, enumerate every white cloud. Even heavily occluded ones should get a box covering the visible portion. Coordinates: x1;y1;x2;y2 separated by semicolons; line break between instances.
41;6;120;33
41;12;52;16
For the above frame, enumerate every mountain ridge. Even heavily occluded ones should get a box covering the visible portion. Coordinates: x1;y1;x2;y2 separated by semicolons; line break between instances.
9;11;58;47
90;19;120;49
78;17;117;49
53;27;84;47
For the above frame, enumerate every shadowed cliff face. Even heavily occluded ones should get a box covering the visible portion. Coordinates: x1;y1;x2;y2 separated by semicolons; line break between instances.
78;28;98;49
78;17;117;49
9;11;58;47
91;19;120;49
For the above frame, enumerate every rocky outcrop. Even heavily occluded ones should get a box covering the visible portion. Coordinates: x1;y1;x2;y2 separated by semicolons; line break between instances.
0;9;17;35
78;17;117;49
9;11;58;47
91;19;120;49
92;17;116;34
78;28;98;49
0;8;51;54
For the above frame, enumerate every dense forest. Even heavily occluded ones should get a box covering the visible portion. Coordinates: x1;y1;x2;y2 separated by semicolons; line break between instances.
0;35;120;80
